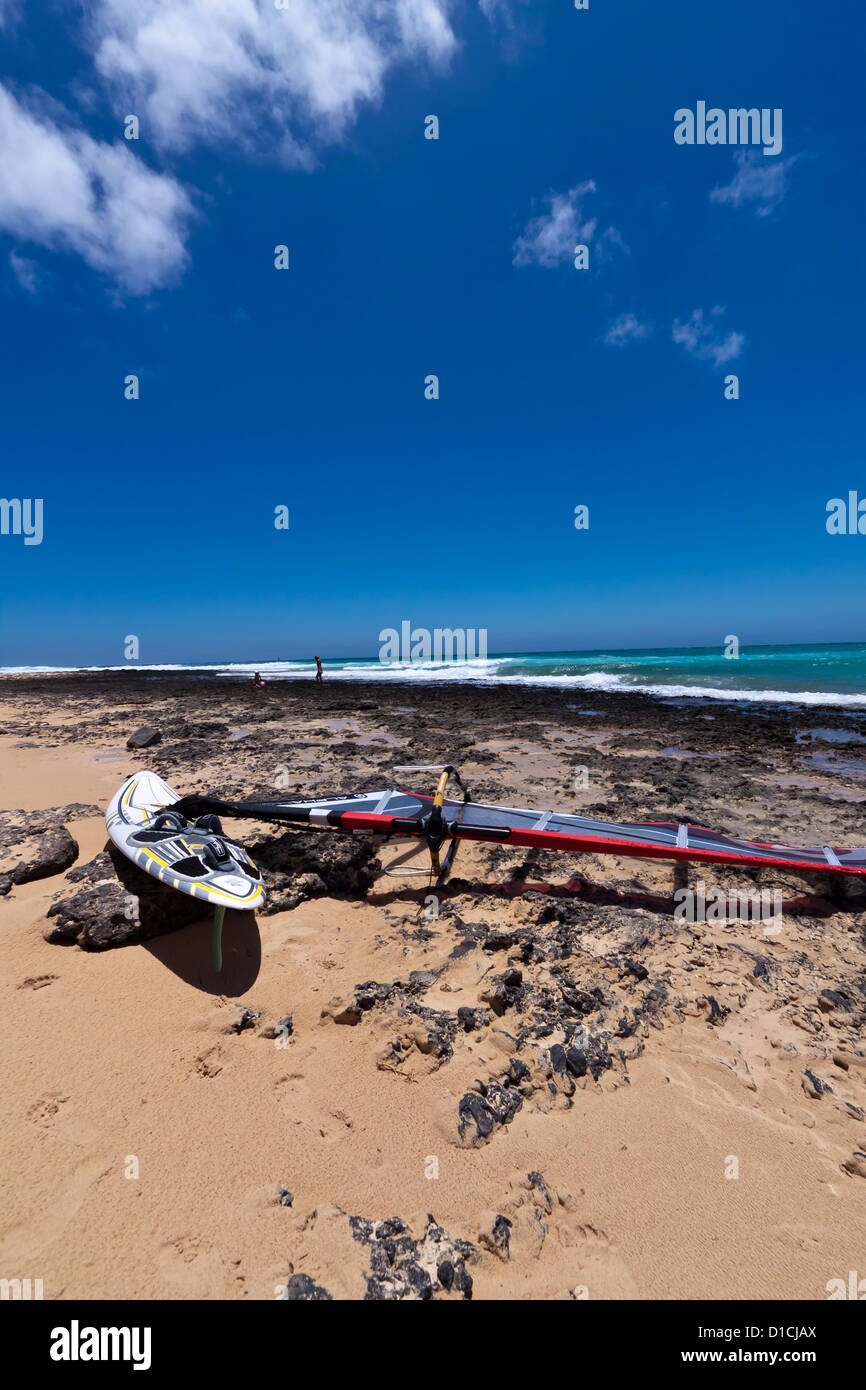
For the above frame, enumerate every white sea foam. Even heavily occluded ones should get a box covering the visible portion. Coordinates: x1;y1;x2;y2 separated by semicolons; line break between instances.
4;657;866;707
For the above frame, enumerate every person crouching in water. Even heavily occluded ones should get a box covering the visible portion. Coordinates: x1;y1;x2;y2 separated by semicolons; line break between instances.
252;671;266;690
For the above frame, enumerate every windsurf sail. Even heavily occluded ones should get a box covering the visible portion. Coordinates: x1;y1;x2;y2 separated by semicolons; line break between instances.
171;765;866;880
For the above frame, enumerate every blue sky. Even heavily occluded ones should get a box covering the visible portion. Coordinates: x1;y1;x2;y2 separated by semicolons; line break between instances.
0;0;863;666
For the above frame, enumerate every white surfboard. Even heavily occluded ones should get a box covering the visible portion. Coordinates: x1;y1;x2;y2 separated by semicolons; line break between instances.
106;770;264;911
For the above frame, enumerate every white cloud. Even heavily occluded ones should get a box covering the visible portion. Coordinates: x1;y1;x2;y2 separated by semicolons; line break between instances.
0;3;503;292
597;225;628;257
88;0;458;163
672;306;744;367
478;0;524;23
0;84;194;295
9;250;41;293
513;182;626;268
710;149;798;218
603;312;650;347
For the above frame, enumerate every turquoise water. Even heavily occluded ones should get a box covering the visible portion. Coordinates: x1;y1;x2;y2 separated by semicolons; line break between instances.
11;642;866;706
245;642;866;704
488;643;866;700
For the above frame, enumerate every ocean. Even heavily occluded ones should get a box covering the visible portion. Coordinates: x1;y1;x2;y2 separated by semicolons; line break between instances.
7;642;866;707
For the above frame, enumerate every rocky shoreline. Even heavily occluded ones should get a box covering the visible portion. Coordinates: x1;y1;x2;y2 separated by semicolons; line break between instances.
1;671;865;1298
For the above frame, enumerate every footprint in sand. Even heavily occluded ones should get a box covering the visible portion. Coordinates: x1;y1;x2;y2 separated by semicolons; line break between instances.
27;1091;69;1127
561;1223;638;1297
274;1071;308;1100
194;1045;226;1079
157;1235;223;1296
315;1108;354;1142
17;974;59;990
566;1222;612;1250
160;1234;206;1267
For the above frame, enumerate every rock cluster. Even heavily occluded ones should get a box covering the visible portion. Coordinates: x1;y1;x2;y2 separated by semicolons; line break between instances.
41;828;381;950
0;805;89;896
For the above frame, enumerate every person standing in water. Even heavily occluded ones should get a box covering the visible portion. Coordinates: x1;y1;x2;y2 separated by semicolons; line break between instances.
315;655;323;682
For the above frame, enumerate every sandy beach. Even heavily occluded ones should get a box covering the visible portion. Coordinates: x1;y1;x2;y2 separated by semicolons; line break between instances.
1;672;864;1301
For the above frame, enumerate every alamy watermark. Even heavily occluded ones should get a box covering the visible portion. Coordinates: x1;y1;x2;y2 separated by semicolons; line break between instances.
1;1277;43;1299
826;1269;866;1299
675;103;783;157
826;492;866;535
50;1321;151;1370
0;497;43;545
379;622;487;664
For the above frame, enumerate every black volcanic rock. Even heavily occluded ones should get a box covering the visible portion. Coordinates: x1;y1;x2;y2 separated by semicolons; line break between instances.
349;1213;475;1300
480;967;525;1016
457;1081;524;1147
43;822;381;949
283;1273;332;1301
457;1006;491;1032
0;805;90;895
45;847;204;948
324;977;458;1063
252;829;380;911
126;726;162;748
